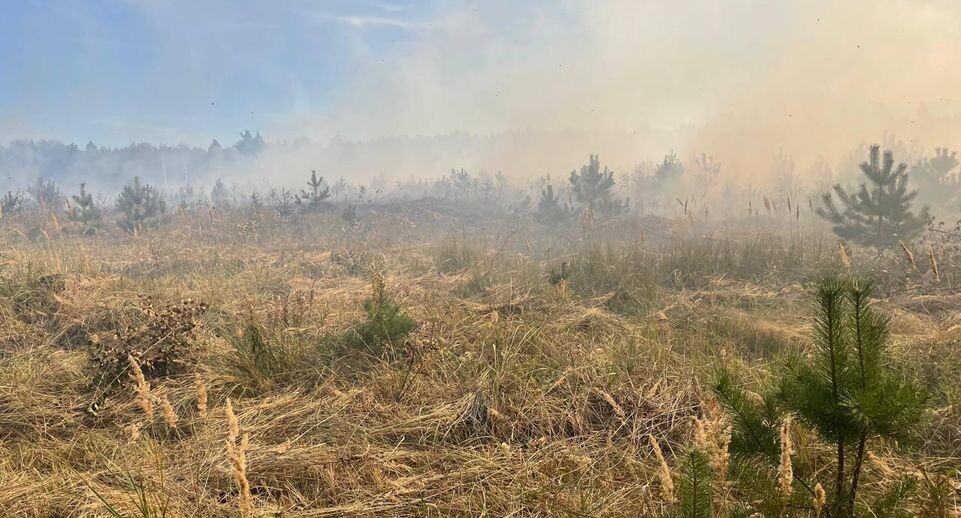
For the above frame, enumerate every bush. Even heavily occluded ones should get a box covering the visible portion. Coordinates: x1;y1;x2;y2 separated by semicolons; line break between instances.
89;296;207;394
67;183;102;234
117;176;166;234
713;277;926;516
350;272;415;355
226;322;296;392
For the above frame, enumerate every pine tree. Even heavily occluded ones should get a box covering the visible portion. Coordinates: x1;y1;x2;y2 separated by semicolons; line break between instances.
274;188;297;220
300;170;331;212
447;168;474;201
352;272;415;355
533;180;571;228
249;191;262;210
910;147;960;210
677;448;713;518
116;176;166;234
654;151;685;185
817;145;930;251
713;277;926;517
690;152;721;190
67;183;102;234
30;178;62;211
1;191;25;218
341;204;359;226
210;178;232;207
568;154;629;218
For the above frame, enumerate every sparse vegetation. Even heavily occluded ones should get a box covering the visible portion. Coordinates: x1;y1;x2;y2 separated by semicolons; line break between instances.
67;182;102;234
116;176;167;234
534;178;572;229
1;151;960;517
30;177;63;211
569;154;630;219
299;170;331;211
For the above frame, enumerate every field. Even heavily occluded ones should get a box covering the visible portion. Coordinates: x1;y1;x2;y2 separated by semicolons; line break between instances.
1;199;960;517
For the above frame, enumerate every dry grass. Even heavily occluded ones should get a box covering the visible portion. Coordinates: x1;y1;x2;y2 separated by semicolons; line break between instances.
0;205;958;516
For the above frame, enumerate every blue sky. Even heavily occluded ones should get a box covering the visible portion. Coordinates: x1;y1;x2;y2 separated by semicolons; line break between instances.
0;0;446;146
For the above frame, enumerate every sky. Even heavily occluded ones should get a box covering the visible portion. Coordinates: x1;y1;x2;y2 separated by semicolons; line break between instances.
0;0;445;145
2;0;960;177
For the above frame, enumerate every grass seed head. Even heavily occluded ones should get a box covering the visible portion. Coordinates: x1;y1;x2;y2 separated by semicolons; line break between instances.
649;433;675;503
778;416;794;496
195;372;208;418
127;354;153;419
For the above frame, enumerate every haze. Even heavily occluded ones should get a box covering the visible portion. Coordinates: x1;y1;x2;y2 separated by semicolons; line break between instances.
2;0;960;187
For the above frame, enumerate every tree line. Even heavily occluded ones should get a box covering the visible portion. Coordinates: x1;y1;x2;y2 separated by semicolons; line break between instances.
2;141;957;253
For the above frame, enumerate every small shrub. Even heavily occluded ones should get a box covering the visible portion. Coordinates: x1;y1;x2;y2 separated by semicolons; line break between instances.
330;247;375;276
350;272;415;355
117;176;166;234
67;183;102;235
89;296;207;393
225;322;299;392
1;190;25;216
713;277;927;516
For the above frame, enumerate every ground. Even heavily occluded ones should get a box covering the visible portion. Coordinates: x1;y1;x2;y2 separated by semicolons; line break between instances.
0;203;959;516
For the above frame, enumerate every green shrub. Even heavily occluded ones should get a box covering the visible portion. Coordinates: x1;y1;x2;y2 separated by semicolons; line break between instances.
713;277;926;517
67;183;103;234
228;322;286;391
677;448;713;518
351;272;415;355
116;176;166;234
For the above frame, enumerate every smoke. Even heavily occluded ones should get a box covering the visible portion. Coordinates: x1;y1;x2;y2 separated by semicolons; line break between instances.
690;0;961;180
5;0;961;190
245;0;961;186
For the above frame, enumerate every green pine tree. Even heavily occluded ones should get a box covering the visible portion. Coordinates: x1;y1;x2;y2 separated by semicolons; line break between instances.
300;170;331;212
67;183;102;234
568;154;629;218
210;178;233;207
655;151;685;185
116;176;166;234
677;448;713;518
910;147;959;210
533;180;572;228
713;277;926;517
817;145;930;251
31;178;63;212
351;272;415;356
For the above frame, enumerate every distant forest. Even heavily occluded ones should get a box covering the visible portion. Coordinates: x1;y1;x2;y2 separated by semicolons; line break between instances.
0;130;267;192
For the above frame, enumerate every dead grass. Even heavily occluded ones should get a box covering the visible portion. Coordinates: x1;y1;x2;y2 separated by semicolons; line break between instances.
0;206;958;516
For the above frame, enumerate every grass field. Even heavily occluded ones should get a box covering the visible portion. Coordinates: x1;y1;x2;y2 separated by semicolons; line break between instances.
1;201;959;516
